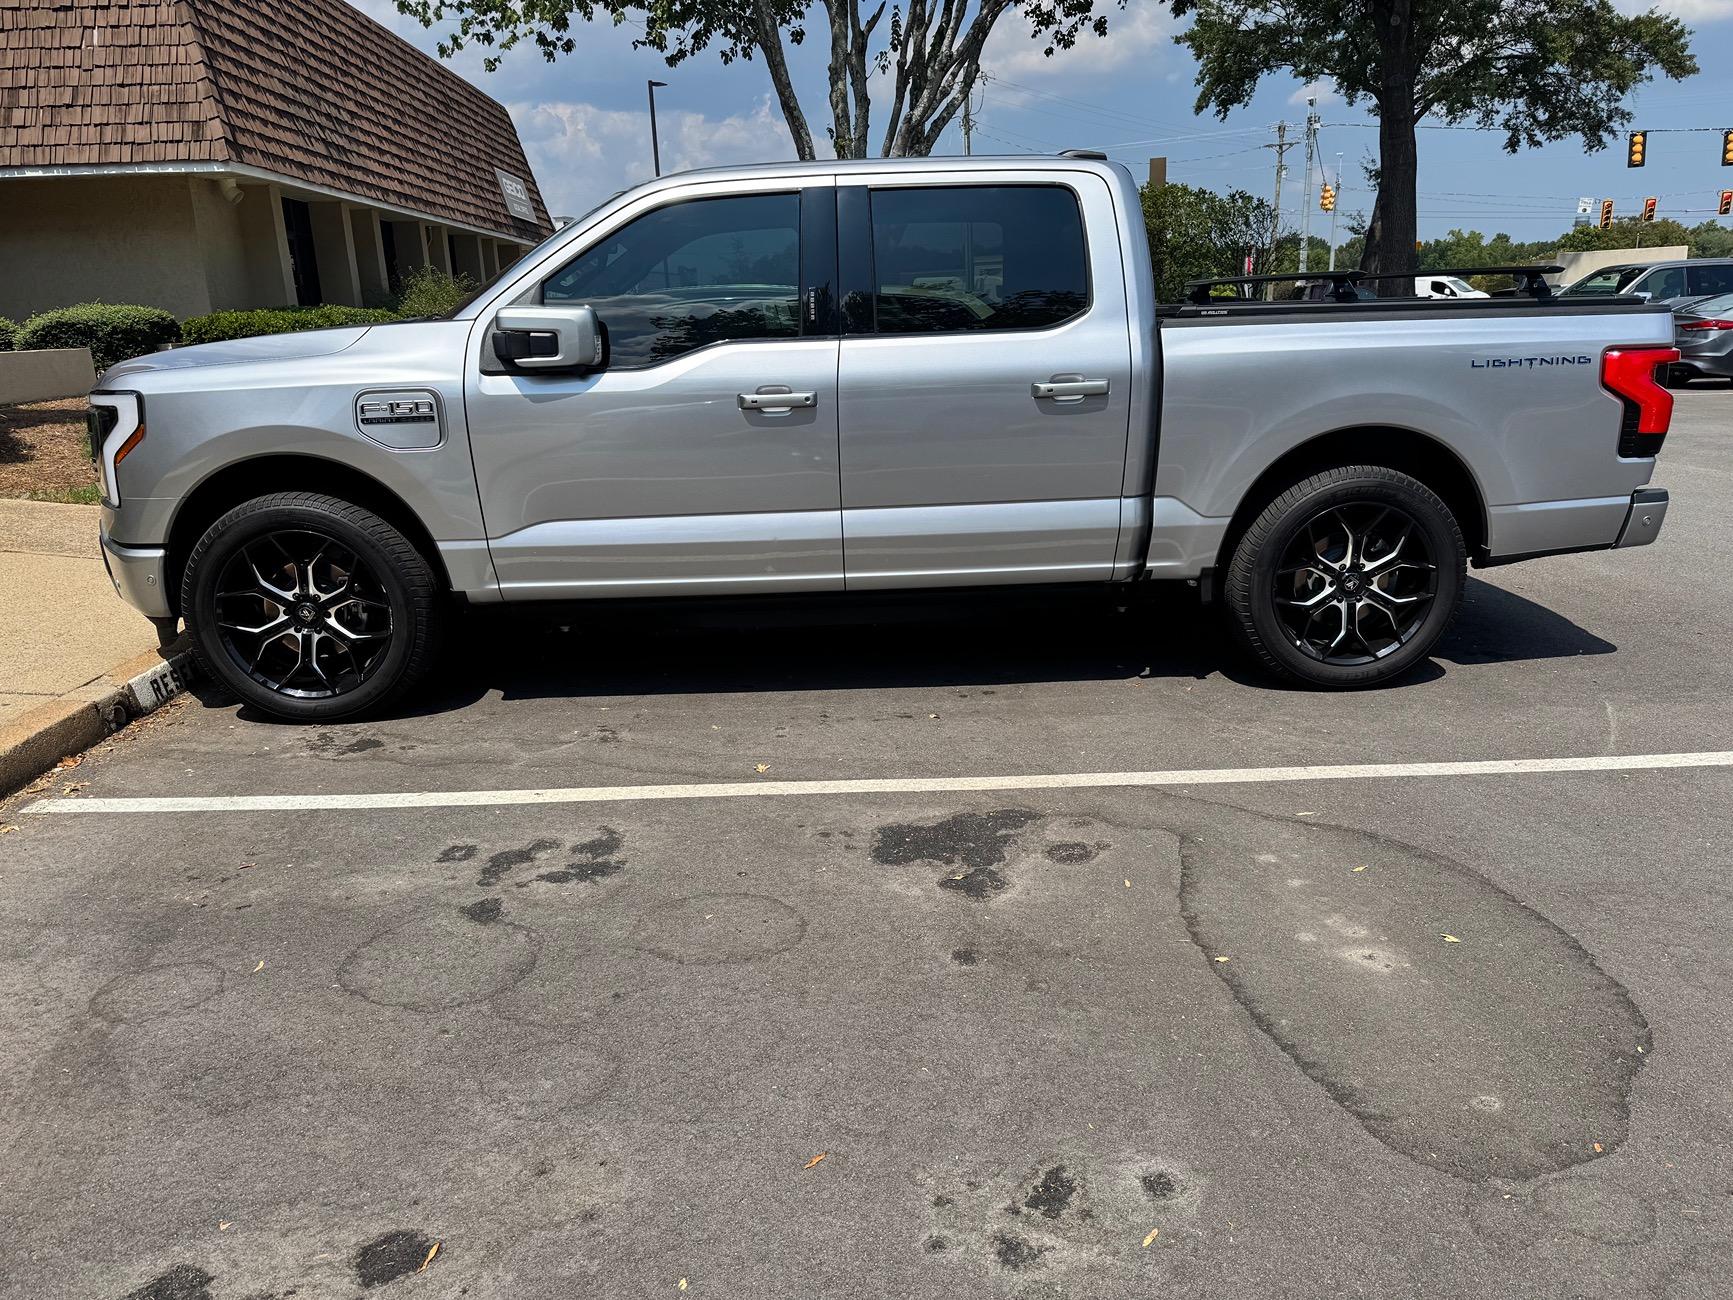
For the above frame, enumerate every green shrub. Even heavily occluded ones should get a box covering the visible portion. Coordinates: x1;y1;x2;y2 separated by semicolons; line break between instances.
0;316;17;351
392;266;476;319
179;304;401;346
17;303;180;372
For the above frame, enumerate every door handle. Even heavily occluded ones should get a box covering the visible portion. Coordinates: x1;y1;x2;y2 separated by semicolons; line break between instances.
738;390;817;411
1032;379;1110;400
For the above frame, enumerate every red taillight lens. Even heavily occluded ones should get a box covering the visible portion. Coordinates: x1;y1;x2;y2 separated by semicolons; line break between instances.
1602;346;1679;455
1680;318;1733;331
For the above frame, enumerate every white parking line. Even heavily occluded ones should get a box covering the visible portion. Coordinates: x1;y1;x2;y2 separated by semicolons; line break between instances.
21;749;1733;815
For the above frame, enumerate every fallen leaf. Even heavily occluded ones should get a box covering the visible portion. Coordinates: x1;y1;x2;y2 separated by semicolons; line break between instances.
678;1279;688;1291
1442;934;1460;943
57;755;82;769
1141;1227;1160;1248
62;783;87;796
218;1221;232;1231
0;825;17;835
754;763;770;774
1214;956;1230;963
418;1241;440;1272
928;713;939;719
952;873;967;880
1592;1142;1603;1153
1636;1045;1645;1053
240;862;255;870
252;960;265;973
1352;865;1368;872
1124;879;1131;888
804;1152;827;1169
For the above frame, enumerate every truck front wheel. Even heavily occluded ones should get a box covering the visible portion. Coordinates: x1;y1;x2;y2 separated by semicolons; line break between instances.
1224;465;1466;688
181;492;444;720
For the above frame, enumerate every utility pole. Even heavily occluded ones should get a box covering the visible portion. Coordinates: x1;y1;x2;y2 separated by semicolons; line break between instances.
647;80;668;177
1264;121;1295;296
1299;98;1320;274
962;94;972;156
1328;152;1343;270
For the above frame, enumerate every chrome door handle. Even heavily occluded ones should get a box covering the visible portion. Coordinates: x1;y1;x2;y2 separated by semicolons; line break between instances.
738;390;817;410
1032;379;1109;400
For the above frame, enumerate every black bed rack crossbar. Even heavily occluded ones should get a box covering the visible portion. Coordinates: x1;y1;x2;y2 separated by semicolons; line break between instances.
1182;264;1565;305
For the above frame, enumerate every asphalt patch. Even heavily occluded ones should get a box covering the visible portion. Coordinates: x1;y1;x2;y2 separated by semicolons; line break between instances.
1140;1170;1180;1200
1044;841;1103;865
121;1265;214;1300
1022;1165;1077;1219
461;897;503;924
354;1229;438;1287
937;866;1009;900
478;837;562;887
437;844;478;863
872;809;1039;871
991;1232;1047;1270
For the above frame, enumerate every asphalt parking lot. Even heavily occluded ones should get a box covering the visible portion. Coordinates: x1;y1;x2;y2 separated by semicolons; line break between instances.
3;386;1731;1300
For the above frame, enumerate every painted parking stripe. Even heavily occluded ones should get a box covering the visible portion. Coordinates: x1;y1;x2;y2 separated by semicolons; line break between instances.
21;749;1733;816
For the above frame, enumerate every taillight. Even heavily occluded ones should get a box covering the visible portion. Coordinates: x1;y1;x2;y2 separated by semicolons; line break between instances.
1602;346;1679;457
1679;318;1733;331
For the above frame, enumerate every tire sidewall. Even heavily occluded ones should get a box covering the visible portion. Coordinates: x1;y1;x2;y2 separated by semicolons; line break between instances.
184;500;423;721
1242;473;1465;687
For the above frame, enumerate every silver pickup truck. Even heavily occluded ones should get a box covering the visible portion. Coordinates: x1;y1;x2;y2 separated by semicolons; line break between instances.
91;154;1678;720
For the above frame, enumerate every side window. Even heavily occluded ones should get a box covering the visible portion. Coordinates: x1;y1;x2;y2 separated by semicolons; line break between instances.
543;193;800;367
1639;266;1686;300
864;185;1088;335
1688;264;1733;296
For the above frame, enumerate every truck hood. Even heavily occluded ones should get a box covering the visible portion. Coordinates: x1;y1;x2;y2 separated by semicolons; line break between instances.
100;326;371;383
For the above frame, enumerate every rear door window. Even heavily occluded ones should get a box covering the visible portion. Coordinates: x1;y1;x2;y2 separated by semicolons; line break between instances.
1686;264;1733;296
858;185;1089;335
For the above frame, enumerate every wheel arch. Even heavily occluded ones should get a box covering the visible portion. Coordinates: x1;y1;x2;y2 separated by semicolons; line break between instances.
165;454;452;617
1214;425;1489;577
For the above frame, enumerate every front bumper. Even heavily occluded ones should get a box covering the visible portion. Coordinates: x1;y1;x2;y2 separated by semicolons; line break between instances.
1613;488;1668;549
100;528;173;619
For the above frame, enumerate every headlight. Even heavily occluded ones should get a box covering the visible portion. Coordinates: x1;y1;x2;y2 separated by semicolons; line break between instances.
87;392;144;506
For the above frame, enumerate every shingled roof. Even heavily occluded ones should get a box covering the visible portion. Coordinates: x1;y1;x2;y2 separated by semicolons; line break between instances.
0;0;552;239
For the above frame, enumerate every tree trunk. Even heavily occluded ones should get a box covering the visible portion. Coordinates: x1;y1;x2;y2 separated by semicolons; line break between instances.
1361;0;1419;296
752;4;816;161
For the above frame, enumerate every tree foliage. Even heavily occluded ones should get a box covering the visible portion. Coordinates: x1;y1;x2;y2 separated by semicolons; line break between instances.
1141;181;1276;301
1167;0;1697;287
396;0;1121;160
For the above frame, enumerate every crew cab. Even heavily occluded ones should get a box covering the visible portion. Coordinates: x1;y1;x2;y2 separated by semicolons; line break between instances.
91;154;1678;719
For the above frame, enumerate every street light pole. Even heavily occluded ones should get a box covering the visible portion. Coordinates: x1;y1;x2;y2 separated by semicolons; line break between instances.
1328;152;1343;270
647;80;668;177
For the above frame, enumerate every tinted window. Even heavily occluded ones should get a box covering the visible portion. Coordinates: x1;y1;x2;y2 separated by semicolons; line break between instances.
544;193;800;367
1688;264;1733;296
1566;267;1642;296
1638;266;1686;300
865;186;1087;334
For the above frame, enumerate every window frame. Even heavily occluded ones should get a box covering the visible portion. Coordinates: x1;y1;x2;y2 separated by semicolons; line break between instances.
838;181;1094;339
530;187;835;371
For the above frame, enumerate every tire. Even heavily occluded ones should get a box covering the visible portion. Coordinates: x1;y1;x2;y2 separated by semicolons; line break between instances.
1225;465;1466;688
181;492;443;721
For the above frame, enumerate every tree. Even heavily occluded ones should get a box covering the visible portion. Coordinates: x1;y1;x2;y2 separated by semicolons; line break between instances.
1167;0;1696;292
1556;216;1696;254
397;0;1121;161
1141;181;1275;301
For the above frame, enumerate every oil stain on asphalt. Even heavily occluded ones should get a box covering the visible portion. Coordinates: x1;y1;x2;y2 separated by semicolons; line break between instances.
353;1228;438;1287
121;1264;214;1300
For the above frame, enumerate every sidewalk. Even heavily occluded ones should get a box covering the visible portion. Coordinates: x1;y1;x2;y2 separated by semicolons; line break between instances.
0;498;195;792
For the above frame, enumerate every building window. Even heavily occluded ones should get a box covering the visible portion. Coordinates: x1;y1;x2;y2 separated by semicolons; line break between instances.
381;222;400;294
281;197;322;306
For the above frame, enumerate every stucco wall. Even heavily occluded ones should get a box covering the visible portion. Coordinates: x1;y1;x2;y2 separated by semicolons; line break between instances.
187;176;257;310
0;175;227;319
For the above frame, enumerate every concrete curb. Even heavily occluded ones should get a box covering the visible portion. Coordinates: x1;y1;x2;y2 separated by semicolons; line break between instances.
0;640;198;797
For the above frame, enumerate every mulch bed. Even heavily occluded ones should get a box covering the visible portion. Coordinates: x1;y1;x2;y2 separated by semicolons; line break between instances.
0;398;99;502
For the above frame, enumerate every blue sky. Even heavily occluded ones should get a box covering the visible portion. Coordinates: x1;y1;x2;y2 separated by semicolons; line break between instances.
352;0;1733;241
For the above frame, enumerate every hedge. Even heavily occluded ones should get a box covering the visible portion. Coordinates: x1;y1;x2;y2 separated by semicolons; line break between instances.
17;303;181;372
392;266;476;319
0;316;17;351
179;304;402;345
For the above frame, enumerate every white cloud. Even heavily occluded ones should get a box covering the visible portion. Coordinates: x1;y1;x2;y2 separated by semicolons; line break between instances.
984;4;1173;79
509;98;797;217
1620;0;1733;19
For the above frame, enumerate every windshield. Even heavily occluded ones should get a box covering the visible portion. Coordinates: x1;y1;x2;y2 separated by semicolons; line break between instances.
1440;277;1477;295
445;190;631;317
1563;266;1646;296
1680;292;1733;318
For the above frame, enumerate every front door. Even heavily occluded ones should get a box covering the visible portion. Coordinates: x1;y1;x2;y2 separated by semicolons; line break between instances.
466;183;843;599
835;173;1132;587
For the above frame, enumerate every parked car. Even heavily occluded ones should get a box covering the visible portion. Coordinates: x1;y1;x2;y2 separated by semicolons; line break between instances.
1668;292;1733;384
89;154;1678;718
1415;275;1489;300
1562;259;1733;308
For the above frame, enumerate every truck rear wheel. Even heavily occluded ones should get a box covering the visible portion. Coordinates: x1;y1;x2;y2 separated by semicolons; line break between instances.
181;492;443;721
1225;465;1466;688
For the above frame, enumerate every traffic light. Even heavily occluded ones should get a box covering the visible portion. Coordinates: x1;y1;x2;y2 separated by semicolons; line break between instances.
1723;130;1733;166
1641;196;1658;223
1720;189;1733;217
1319;183;1335;212
1599;199;1615;229
1627;131;1647;168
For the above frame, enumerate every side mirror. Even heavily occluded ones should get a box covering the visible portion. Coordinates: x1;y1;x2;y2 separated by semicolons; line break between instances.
492;304;605;372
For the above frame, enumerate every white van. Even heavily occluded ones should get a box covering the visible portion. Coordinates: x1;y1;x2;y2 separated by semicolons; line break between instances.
1415;275;1490;299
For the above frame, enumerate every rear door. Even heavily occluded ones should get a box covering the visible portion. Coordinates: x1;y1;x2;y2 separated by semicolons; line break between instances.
835;170;1132;588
